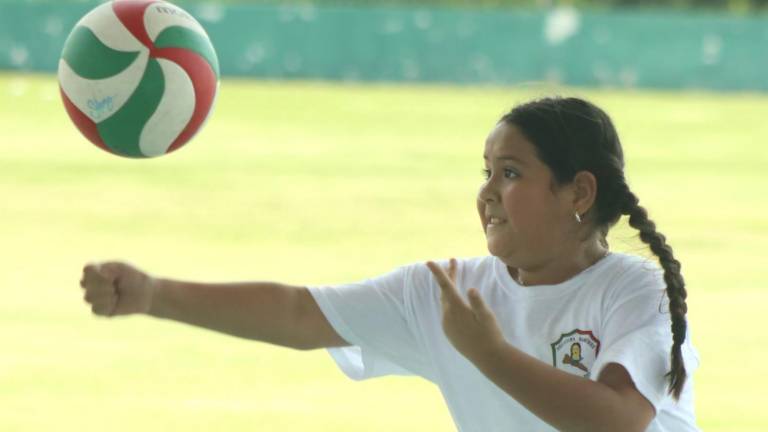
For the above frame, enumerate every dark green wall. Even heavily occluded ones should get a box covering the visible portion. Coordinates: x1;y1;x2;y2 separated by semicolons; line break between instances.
2;1;766;91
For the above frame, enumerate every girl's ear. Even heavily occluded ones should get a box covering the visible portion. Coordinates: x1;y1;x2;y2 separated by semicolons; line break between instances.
571;170;598;216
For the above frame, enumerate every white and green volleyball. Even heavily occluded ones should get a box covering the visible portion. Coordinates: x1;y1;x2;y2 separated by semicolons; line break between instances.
58;0;219;158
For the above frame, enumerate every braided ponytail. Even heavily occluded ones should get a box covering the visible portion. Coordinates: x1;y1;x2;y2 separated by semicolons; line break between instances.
622;189;689;400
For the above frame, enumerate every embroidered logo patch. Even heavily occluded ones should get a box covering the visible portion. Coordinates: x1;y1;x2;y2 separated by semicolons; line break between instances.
550;329;601;378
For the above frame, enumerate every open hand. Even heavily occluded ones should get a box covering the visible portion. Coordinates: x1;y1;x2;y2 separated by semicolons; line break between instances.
426;258;506;362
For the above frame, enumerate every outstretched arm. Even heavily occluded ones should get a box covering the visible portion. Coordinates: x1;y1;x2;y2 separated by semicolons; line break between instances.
81;261;350;351
149;278;350;350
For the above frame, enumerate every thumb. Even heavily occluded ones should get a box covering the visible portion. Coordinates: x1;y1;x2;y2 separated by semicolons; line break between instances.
97;262;121;281
468;288;493;320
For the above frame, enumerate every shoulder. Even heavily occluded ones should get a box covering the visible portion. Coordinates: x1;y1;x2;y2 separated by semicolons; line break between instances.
599;253;665;292
578;253;668;316
596;253;670;318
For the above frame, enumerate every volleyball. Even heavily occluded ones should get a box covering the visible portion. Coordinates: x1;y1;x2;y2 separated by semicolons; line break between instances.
58;0;219;158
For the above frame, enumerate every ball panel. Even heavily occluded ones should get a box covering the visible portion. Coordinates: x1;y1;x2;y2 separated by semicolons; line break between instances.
97;58;165;158
58;50;150;123
143;1;209;43
153;46;218;153
61;26;140;80
154;26;219;78
139;59;195;157
60;86;115;155
112;0;158;49
77;1;144;52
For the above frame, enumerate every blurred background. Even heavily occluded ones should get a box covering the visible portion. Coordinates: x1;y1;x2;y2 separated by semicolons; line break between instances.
1;0;766;431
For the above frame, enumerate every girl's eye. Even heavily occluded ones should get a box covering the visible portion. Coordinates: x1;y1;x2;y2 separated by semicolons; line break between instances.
482;168;518;180
504;168;518;178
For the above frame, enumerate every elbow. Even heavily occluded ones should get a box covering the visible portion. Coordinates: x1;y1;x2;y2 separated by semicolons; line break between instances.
293;287;352;351
561;404;652;432
617;423;650;432
293;336;351;351
291;340;322;351
589;414;652;432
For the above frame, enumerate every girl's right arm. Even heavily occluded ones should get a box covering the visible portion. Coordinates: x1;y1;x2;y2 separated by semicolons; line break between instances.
80;261;350;350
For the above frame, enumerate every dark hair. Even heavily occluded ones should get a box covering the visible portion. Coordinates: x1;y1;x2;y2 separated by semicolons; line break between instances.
501;96;688;400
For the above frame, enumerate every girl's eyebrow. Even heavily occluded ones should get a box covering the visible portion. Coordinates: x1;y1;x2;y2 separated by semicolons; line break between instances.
483;155;527;166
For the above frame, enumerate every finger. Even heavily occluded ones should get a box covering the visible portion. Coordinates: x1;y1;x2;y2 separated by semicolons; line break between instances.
82;263;117;295
81;265;101;290
81;264;95;289
448;258;457;283
426;260;465;306
80;264;92;288
91;296;118;316
468;288;493;320
84;279;115;298
82;263;108;287
94;262;122;284
84;290;115;304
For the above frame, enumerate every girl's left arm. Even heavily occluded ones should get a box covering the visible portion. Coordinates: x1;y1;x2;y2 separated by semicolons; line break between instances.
426;260;655;432
470;342;654;432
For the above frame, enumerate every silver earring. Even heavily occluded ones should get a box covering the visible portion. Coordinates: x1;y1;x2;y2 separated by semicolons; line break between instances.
574;212;582;223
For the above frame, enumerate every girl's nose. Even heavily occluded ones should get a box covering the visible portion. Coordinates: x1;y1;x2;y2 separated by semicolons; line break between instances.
477;180;498;203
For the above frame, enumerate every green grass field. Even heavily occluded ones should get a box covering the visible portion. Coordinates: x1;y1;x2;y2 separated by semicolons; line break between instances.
1;72;766;431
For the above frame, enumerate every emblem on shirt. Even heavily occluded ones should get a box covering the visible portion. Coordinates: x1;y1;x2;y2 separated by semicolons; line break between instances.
550;329;601;378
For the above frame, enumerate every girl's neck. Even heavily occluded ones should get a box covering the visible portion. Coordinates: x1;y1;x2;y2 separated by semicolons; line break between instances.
508;243;609;287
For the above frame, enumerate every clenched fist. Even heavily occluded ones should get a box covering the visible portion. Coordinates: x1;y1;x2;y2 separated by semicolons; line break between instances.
80;262;156;317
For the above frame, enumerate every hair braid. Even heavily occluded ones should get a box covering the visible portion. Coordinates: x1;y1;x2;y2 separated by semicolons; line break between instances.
622;188;689;399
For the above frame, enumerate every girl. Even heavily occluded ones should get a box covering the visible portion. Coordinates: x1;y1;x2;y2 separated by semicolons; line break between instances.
81;97;699;431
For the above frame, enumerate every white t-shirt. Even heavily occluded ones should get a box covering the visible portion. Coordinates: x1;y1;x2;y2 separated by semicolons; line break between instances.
308;253;700;432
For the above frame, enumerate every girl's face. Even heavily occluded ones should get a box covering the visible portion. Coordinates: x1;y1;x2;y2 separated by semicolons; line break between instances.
571;343;582;360
477;122;577;269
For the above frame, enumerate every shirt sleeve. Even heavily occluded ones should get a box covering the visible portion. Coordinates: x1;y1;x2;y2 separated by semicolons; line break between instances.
307;263;434;382
589;261;700;411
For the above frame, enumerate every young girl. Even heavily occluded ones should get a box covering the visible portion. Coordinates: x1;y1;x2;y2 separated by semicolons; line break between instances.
80;97;700;431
